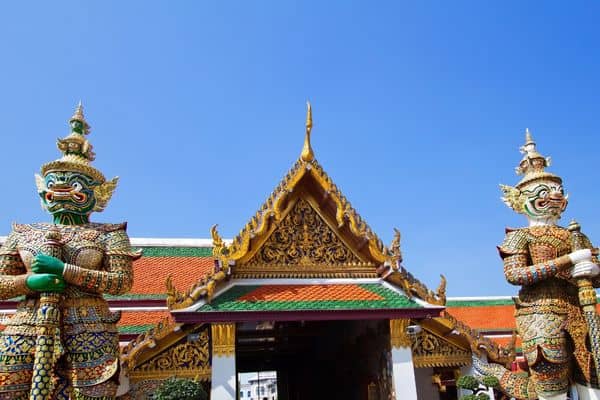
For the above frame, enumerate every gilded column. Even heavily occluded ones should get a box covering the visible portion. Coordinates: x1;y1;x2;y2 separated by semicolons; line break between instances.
210;323;237;400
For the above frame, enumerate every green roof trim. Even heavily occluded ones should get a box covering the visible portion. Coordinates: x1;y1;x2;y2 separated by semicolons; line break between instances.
119;324;156;334
446;299;515;307
105;293;167;300
197;283;422;312
133;246;213;257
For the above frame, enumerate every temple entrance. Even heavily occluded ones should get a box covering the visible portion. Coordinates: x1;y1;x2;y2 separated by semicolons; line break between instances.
236;319;394;400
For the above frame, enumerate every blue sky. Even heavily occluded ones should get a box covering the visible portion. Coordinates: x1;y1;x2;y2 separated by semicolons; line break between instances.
1;2;599;296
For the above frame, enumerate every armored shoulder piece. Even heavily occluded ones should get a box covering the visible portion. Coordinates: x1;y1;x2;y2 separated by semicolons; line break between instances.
498;227;529;258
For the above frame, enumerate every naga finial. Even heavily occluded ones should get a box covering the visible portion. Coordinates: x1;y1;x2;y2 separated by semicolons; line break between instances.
390;228;402;265
300;101;314;162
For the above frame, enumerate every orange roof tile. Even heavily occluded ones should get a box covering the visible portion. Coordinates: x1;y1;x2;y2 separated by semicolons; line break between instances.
238;284;384;302
130;256;214;295
118;310;172;327
446;305;517;330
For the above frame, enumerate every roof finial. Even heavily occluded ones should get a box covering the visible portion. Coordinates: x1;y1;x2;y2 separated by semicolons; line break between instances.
301;101;314;162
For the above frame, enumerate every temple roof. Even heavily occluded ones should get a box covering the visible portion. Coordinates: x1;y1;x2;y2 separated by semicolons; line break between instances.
172;281;442;324
165;104;446;311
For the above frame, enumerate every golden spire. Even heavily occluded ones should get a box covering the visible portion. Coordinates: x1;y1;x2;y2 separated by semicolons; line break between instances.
69;100;91;134
301;101;314;162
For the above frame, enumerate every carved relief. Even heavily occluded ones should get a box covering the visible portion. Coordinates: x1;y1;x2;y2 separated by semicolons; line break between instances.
235;198;375;278
412;330;471;368
248;198;362;266
131;326;211;381
211;323;235;357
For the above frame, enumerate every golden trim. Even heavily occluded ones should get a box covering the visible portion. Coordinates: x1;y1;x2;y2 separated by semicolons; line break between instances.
211;323;235;357
390;319;411;349
129;368;211;382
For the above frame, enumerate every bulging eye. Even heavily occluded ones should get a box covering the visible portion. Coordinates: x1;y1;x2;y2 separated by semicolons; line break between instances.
47;181;55;189
72;182;82;191
538;189;548;198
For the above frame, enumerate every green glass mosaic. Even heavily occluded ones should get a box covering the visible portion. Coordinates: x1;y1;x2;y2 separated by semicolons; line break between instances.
104;293;167;300
446;299;516;307
197;283;422;312
133;246;213;257
119;324;155;334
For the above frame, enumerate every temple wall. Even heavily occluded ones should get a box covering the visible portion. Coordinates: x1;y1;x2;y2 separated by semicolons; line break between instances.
414;367;440;400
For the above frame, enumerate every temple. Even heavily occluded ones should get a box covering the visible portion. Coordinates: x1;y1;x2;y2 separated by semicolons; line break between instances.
0;104;596;400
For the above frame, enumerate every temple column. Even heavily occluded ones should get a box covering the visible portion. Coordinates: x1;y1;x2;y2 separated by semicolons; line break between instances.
389;319;418;400
211;323;237;400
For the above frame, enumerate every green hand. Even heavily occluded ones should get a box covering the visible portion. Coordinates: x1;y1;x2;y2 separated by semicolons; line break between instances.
26;274;66;293
31;253;65;275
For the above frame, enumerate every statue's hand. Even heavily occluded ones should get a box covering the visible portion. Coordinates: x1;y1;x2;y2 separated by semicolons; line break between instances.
26;274;66;293
571;260;600;279
568;249;593;265
31;253;65;276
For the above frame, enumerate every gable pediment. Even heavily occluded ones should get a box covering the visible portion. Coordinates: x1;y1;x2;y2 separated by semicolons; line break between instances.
233;196;377;278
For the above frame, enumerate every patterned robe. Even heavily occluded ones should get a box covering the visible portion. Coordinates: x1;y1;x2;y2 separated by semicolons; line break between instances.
0;223;137;399
500;225;598;390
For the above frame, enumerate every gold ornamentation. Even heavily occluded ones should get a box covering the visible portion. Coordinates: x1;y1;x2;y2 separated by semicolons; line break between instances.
235;198;371;278
40;102;109;185
121;317;180;371
389;319;411;349
412;330;471;368
211;323;235;357
93;177;119;212
390;228;402;267
385;269;447;306
500;184;523;213
210;224;226;259
136;331;210;375
301;101;314;162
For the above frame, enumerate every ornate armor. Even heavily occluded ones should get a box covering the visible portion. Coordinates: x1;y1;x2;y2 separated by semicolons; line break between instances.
500;225;595;395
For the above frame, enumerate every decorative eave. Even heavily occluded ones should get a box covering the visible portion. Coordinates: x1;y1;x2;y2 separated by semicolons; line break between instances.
385;265;447;306
412;326;472;368
121;316;181;373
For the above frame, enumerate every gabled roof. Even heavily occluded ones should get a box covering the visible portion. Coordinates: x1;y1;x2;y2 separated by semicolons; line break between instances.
166;105;446;311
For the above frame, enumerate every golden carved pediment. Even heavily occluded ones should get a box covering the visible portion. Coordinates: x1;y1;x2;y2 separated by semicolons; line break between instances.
233;198;377;278
130;325;211;381
412;329;471;368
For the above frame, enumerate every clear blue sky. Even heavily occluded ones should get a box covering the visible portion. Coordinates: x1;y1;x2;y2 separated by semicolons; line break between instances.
1;2;599;296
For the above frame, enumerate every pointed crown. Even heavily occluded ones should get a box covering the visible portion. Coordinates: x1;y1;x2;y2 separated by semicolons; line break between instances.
40;102;105;183
514;128;561;189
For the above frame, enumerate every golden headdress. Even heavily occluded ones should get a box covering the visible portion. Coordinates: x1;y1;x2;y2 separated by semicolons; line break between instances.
500;129;562;212
36;103;118;212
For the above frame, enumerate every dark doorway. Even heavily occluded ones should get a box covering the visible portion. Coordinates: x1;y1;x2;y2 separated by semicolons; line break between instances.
236;319;393;400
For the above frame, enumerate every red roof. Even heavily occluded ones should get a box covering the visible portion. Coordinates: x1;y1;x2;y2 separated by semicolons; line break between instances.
130;255;214;295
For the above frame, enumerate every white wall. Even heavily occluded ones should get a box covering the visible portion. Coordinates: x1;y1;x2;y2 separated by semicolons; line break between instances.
211;355;236;400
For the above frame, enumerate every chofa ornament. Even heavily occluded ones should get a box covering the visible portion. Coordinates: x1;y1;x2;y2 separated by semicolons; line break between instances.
475;129;600;400
0;103;140;400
